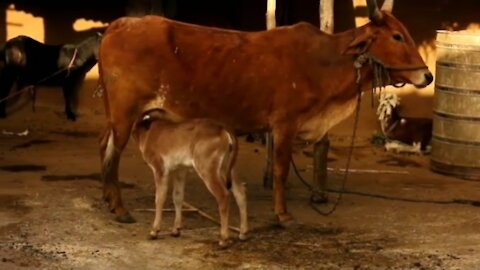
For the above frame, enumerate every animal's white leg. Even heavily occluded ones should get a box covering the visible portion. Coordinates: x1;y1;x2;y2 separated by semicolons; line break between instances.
231;169;248;240
150;168;169;240
172;170;186;237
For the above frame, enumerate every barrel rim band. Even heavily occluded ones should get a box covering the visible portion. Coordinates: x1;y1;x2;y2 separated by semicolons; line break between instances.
433;111;480;122
432;135;480;146
430;159;480;181
436;61;480;71
436;41;480;52
435;85;480;95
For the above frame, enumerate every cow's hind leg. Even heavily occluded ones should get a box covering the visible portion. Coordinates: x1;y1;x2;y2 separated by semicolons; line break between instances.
100;120;135;223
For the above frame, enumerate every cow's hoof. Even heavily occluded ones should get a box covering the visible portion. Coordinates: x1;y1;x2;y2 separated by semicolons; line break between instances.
66;113;76;121
115;213;136;224
276;213;297;228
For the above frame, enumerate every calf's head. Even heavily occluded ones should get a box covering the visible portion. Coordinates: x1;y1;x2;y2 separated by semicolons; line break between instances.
344;0;433;88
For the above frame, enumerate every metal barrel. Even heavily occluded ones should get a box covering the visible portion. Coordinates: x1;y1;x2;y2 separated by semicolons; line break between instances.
431;30;480;180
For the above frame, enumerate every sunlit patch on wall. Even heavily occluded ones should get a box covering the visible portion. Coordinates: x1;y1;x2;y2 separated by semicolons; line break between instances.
464;23;480;33
72;18;108;32
6;4;44;42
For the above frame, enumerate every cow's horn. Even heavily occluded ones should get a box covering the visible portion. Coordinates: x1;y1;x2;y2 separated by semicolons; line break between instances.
366;0;383;23
381;0;394;12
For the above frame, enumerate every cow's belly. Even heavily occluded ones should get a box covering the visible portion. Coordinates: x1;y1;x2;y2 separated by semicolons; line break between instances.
297;97;357;143
142;89;270;133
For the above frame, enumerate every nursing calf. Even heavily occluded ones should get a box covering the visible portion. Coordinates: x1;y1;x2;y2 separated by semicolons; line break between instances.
131;110;248;246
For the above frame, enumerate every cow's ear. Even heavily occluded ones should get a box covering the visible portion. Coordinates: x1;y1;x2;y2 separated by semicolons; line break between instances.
342;31;375;55
5;46;26;66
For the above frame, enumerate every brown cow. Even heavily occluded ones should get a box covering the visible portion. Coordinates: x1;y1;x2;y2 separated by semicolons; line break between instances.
98;0;433;225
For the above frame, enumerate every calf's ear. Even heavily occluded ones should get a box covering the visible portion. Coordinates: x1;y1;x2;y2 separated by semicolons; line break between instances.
5;47;26;67
342;31;375;55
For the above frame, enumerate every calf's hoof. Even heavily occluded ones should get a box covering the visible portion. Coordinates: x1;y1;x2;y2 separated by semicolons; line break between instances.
149;230;159;240
238;233;248;241
115;213;136;224
171;228;181;237
218;238;232;249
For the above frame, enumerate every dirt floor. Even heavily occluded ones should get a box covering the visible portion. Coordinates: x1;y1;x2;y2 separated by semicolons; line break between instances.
1;100;480;270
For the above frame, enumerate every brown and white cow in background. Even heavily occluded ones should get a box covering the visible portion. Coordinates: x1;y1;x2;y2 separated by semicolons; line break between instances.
98;0;433;225
131;109;247;247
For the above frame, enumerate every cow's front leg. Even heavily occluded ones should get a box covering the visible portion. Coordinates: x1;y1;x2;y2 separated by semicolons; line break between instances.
272;126;296;226
62;76;84;121
0;72;16;118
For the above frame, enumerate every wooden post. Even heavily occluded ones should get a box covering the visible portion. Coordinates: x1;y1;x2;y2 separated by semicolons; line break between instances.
319;0;334;33
0;3;6;43
263;0;276;189
266;0;277;30
311;0;335;203
312;135;329;203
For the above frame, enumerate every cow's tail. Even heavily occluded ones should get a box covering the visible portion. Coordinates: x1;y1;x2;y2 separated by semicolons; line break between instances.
102;128;116;182
220;129;238;190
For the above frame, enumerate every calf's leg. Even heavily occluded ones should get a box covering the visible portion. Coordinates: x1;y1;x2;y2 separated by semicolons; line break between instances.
150;167;169;239
198;165;230;247
231;169;248;240
171;170;186;237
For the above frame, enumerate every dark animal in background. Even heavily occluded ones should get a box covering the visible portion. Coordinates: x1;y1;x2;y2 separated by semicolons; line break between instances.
377;93;432;152
0;34;101;121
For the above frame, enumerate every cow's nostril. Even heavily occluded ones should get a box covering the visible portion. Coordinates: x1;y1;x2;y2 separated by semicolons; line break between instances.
424;72;434;84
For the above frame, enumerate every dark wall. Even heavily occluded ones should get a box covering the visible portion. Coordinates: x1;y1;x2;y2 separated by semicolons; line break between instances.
2;0;480;45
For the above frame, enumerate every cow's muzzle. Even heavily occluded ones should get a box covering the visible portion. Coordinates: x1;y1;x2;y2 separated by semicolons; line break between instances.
412;70;434;88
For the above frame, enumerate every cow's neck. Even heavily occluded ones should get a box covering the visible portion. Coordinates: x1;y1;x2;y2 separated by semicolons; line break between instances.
296;25;377;142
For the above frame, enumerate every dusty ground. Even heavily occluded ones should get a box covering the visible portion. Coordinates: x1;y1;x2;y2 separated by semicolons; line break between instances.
1;101;480;270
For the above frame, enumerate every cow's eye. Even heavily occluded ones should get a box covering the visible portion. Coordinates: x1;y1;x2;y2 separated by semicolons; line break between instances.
393;33;404;42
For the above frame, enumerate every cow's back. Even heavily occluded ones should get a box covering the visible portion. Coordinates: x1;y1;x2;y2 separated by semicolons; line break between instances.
99;15;323;133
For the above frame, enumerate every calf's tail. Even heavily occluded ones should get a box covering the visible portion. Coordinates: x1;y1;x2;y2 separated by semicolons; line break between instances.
220;129;238;190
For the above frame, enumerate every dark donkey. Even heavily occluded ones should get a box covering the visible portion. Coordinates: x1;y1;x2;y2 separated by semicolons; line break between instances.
98;0;433;224
0;34;101;121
